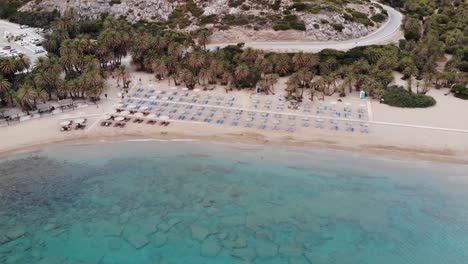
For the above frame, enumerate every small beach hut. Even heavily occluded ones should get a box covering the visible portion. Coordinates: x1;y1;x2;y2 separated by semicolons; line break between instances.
58;99;75;110
3;109;21;121
36;102;52;113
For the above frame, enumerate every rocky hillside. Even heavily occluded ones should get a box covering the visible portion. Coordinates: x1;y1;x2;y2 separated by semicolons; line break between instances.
20;0;388;42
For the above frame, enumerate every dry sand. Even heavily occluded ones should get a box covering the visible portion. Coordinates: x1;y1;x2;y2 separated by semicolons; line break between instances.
1;72;467;165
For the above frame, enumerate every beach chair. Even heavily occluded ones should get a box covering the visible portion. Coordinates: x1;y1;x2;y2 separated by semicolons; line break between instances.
230;121;239;126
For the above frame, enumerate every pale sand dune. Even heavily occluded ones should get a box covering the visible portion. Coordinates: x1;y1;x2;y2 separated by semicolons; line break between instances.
1;72;467;164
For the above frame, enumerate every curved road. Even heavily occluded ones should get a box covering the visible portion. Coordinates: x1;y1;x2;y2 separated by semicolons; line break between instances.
207;3;403;52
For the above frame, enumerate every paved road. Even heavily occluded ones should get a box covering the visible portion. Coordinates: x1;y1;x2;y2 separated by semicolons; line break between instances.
0;19;46;64
207;3;403;52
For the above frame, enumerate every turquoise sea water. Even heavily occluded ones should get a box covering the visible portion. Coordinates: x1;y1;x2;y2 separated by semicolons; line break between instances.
1;141;468;264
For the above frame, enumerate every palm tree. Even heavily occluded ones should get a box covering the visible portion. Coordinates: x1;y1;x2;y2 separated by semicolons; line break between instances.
0;58;19;80
152;58;169;80
15;55;30;74
113;65;129;88
234;63;250;84
187;51;206;75
198;28;211;50
0;77;13;105
179;69;196;89
292;52;319;71
16;84;37;110
239;48;261;63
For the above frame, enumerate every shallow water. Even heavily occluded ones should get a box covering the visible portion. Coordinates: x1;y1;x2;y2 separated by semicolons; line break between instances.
1;141;468;264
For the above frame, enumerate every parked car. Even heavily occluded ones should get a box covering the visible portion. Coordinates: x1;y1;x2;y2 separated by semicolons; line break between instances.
3;46;11;50
20;25;29;29
34;48;45;54
20;41;28;46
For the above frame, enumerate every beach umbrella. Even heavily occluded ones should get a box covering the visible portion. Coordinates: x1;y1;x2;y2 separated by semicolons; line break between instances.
194;88;201;92
159;115;169;120
115;116;125;121
154;90;162;94
150;96;157;100
140;106;148;110
182;87;189;91
162;97;169;100
60;120;71;126
127;104;136;109
104;115;112;120
134;113;144;117
121;111;130;115
74;118;85;124
171;87;177;90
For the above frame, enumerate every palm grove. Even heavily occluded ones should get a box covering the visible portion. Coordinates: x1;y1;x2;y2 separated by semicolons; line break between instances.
1;0;467;111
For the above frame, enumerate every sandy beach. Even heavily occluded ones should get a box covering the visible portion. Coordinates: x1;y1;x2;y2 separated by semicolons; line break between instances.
1;71;467;164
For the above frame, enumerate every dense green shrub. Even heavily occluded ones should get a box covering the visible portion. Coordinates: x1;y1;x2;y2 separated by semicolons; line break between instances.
271;0;281;11
273;15;306;31
109;0;122;6
9;10;59;28
0;0;23;19
451;84;468;100
332;23;344;32
371;13;386;23
200;14;218;24
383;87;436;108
273;23;290;31
228;0;245;8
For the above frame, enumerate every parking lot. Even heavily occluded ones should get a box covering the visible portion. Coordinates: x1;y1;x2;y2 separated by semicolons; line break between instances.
0;19;47;64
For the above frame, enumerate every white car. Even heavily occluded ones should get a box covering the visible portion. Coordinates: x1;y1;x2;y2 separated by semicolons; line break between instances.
20;41;29;46
20;25;29;29
34;48;45;54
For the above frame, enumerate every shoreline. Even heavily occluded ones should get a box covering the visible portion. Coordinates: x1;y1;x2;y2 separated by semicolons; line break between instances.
1;130;467;165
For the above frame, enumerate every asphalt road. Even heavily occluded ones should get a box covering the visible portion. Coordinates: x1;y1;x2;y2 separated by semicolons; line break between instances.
0;19;46;64
206;3;403;52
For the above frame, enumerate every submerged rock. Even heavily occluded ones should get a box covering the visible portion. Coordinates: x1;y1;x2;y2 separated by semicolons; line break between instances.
279;245;303;257
102;223;123;237
231;247;256;262
158;218;180;233
190;224;211;241
220;215;245;226
255;239;278;259
154;233;168;248
5;228;25;240
126;234;149;249
0;235;9;245
233;238;247;249
108;237;124;251
200;238;222;257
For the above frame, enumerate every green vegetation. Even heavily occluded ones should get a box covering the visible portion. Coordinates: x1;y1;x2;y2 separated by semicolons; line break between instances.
2;0;466;110
343;8;375;27
0;0;59;28
383;0;466;98
382;86;436;108
273;15;306;31
451;84;468;100
332;23;344;32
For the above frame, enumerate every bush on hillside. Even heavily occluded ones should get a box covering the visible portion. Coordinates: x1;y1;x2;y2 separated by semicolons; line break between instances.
383;86;436;108
332;23;344;32
371;13;386;23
